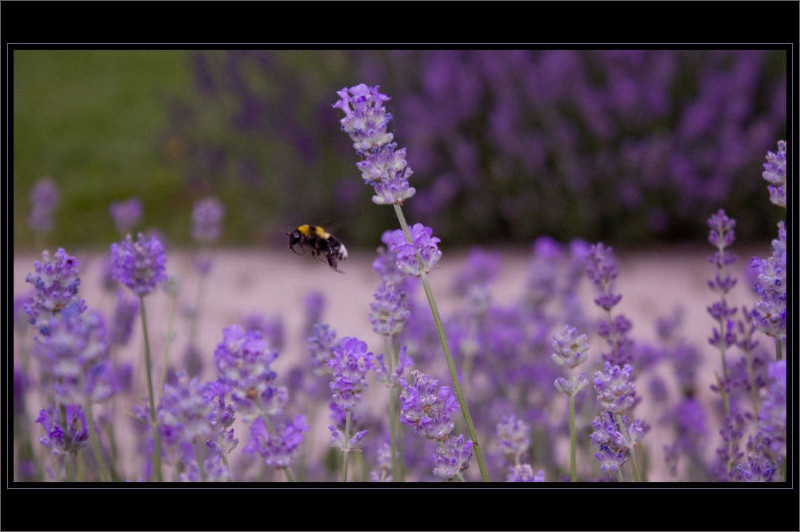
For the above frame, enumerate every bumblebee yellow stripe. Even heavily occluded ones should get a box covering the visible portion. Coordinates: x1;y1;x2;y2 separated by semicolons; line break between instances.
314;226;330;239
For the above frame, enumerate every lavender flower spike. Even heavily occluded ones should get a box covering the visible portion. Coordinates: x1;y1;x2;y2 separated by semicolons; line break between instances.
333;83;394;155
24;248;86;328
433;434;473;481
761;140;786;208
328;336;374;412
385;224;442;277
110;233;168;297
551;325;589;368
399;369;458;441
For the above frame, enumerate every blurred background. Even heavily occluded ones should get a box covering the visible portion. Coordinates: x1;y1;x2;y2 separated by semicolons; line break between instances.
14;49;787;251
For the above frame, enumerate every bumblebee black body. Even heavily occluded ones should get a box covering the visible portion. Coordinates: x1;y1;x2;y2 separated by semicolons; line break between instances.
288;224;348;272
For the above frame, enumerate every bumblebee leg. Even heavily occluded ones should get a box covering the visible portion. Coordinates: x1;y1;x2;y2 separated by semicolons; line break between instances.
327;253;343;273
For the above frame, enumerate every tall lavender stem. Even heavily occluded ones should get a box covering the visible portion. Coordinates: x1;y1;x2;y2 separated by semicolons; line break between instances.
393;203;489;482
139;297;163;482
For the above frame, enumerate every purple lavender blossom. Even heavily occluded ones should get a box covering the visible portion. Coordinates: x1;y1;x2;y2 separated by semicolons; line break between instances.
761;140;786;208
24;249;86;328
736;454;777;482
593;362;636;415
191;197;225;243
333;83;394;155
584;243;622;310
750;222;786;341
551;325;589;369
333;84;416;205
308;323;338;376
385;224;442;277
110;233;168;297
328;336;373;411
506;464;545;482
36;404;89;458
328;425;369;453
109;197;143;235
585;243;634;366
496;415;530;461
370;442;393;482
213;325;281;422
110;290;138;346
244;415;309;469
594;444;628;474
28;177;59;234
432;434;473;480
399;369;458;441
34;304;112;405
369;281;411;336
157;377;217;459
758;360;786;459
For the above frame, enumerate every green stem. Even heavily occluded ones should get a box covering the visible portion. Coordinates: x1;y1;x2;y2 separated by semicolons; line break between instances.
385;335;400;482
393;203;489;482
342;411;351;482
775;337;782;361
83;401;110;482
139;297;163;482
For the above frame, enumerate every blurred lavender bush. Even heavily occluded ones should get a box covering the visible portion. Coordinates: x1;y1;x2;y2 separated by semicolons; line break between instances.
162;49;785;247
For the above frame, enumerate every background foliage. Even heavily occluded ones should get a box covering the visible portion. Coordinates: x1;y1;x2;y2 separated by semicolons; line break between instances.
14;49;786;250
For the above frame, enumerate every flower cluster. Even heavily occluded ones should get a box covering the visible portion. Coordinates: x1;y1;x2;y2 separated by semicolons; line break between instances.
245;415;309;469
761;140;786;208
36;405;89;459
506;464;545;482
369;281;411;336
750;222;786;341
308;324;338;376
383;224;442;277
496;415;530;462
328;337;373;412
109;197;143;235
369;442;393;482
552;325;590;397
585;243;633;366
24;248;86;329
110;233;168;297
333;84;415;206
34;304;113;405
432;434;473;481
213;325;282;422
399;369;458;441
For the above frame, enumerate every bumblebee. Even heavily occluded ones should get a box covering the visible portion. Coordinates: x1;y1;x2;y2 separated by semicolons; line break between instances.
287;224;348;272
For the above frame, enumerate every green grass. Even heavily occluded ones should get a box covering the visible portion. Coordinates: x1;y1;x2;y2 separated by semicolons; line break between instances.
14;50;191;251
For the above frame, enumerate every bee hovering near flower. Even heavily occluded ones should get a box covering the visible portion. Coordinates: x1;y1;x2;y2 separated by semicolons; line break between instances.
287;224;348;272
